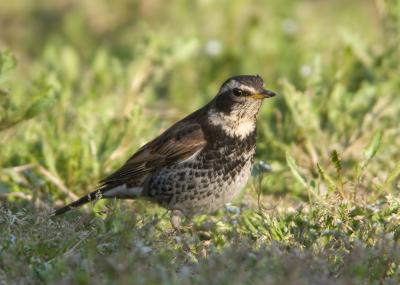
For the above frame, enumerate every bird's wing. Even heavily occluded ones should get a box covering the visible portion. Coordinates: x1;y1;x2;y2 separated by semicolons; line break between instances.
99;121;206;189
53;121;205;216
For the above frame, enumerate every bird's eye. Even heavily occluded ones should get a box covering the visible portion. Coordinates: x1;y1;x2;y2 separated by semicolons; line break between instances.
232;88;245;96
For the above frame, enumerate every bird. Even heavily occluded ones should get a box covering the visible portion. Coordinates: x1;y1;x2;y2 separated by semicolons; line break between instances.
53;75;276;229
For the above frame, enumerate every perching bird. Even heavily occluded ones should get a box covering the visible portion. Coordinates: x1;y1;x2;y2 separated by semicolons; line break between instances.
53;75;276;228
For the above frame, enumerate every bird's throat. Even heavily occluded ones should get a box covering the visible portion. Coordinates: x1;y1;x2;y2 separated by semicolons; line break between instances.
207;108;257;139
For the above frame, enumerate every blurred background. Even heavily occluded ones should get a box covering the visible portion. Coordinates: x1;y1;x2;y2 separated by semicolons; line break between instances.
0;0;399;207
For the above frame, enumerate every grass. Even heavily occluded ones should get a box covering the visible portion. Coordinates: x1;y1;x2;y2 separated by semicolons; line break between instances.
1;0;400;284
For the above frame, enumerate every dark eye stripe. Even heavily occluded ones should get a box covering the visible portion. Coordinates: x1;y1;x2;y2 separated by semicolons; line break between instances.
233;88;247;96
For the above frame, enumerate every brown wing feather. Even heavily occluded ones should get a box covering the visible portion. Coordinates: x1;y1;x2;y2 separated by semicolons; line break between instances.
53;120;206;216
99;121;206;190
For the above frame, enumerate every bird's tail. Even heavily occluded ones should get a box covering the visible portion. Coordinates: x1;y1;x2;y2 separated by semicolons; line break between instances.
52;189;102;216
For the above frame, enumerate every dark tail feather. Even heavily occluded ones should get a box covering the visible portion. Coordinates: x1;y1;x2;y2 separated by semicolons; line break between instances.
52;190;102;216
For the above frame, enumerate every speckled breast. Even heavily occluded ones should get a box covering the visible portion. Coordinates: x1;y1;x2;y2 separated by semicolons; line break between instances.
145;135;256;215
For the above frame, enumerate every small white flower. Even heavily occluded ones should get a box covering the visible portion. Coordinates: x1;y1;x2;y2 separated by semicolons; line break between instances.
225;203;240;214
205;40;222;57
282;18;298;35
300;64;312;77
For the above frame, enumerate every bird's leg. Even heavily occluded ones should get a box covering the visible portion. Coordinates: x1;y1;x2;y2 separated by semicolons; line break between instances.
170;209;184;233
170;209;193;253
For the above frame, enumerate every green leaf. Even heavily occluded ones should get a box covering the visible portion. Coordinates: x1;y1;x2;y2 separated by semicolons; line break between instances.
362;131;382;167
330;150;345;198
331;150;342;176
0;75;59;132
286;151;307;188
24;94;55;119
317;163;336;192
380;164;400;192
0;50;17;75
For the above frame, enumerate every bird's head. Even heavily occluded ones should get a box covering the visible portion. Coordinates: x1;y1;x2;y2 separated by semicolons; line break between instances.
213;75;276;115
207;75;276;139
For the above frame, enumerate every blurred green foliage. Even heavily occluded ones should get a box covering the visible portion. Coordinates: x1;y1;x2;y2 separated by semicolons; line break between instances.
1;0;400;284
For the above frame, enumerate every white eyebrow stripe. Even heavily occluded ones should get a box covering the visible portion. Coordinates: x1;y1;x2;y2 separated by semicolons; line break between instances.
241;86;257;93
219;80;259;94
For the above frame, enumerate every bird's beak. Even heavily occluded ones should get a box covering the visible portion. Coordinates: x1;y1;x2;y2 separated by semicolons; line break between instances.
261;89;277;98
249;89;277;100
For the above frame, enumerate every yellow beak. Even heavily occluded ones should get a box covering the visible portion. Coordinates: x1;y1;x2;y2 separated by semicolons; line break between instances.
249;89;277;100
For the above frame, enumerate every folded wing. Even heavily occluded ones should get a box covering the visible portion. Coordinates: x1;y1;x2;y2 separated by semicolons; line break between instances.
100;121;206;191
